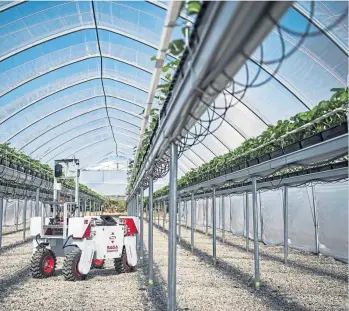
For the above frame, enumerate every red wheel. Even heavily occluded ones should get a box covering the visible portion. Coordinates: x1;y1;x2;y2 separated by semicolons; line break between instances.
63;249;87;281
42;255;55;274
31;248;56;278
91;259;105;269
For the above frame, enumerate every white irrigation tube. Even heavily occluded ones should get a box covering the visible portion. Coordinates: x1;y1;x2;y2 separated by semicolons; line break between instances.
134;1;182;163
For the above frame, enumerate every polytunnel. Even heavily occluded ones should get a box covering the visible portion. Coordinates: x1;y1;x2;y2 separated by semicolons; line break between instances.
0;0;348;310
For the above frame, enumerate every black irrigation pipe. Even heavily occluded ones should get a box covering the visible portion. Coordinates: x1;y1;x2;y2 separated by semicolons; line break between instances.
91;0;117;148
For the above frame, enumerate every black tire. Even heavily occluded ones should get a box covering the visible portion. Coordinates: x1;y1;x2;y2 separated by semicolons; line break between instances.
62;249;87;281
31;248;56;278
91;259;105;269
114;247;134;274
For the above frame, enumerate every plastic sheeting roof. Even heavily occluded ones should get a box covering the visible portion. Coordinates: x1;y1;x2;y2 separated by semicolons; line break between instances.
0;1;347;195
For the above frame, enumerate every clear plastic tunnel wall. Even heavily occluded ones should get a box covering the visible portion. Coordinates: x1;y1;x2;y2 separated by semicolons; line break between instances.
0;1;348;311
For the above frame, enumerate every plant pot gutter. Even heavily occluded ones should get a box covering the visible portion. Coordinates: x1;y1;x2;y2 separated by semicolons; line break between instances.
134;0;182;164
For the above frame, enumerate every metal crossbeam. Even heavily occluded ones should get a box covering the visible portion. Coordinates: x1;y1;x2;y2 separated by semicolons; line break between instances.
180;134;348;195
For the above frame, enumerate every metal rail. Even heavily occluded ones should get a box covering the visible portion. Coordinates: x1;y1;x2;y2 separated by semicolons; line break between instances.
0;165;102;202
178;134;348;195
154;167;348;202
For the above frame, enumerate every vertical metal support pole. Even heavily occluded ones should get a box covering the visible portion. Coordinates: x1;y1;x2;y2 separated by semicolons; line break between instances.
157;202;160;227
148;174;154;295
178;199;181;242
30;200;33;219
205;197;209;235
16;199;19;231
136;194;139;248
229;195;232;233
84;199;87;216
194;200;197;232
145;202;148;221
212;187;217;265
185;200;188;229
89;200;92;216
283;186;289;264
191;193;194;252
136;195;139;218
252;177;260;290
140;187;144;265
163;200;166;231
3;199;6;229
35;188;40;216
23;197;28;241
168;142;178;311
0;197;3;249
311;185;319;254
245;192;249;252
222;196;225;243
75;169;80;217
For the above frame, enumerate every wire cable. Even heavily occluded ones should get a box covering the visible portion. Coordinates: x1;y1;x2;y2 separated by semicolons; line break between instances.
91;0;117;149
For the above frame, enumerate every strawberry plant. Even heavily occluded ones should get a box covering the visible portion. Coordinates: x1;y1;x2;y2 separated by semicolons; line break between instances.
153;88;348;198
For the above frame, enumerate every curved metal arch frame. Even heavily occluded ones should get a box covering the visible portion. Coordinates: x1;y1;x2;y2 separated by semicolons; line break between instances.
147;0;194;22
178;154;198;170
292;3;348;57
28;116;139;157
0;1;26;12
247;56;311;111
19;108;141;153
181;152;198;168
45;132;135;164
1;48;166;98
80;151;114;170
48;136;133;164
0;76;147;127
79;149;133;171
183;147;206;165
79;152;132;173
208;106;248;139
188;132;217;158
4;95;143;143
47;137;112;163
38;124;138;161
0;23;177;63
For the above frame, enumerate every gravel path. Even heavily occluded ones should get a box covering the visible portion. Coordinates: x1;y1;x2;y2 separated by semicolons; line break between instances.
146;219;348;311
0;231;149;311
0;221;347;311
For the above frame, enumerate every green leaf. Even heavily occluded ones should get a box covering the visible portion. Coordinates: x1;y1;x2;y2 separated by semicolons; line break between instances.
186;1;201;15
168;39;185;56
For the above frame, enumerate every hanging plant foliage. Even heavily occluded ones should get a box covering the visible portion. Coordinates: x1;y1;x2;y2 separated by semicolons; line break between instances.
153;88;348;198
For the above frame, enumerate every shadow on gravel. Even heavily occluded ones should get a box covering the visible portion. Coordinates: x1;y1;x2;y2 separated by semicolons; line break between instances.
153;222;313;311
137;247;168;311
194;227;348;283
139;232;189;311
0;266;31;301
0;238;31;254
